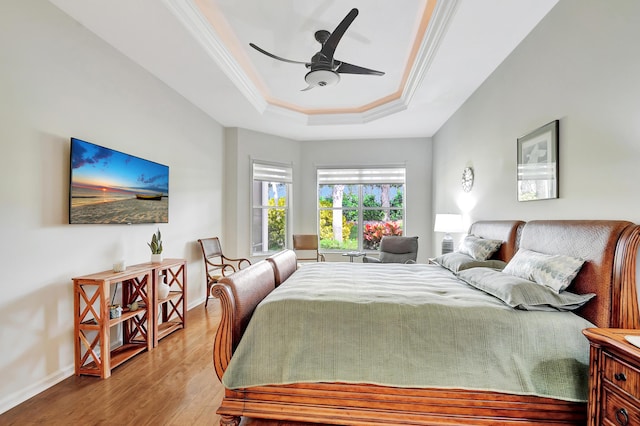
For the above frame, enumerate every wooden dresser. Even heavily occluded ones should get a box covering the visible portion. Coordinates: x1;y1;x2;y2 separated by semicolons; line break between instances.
583;328;640;426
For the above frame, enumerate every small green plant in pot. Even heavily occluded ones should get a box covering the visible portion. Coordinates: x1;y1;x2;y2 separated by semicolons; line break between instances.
148;228;163;263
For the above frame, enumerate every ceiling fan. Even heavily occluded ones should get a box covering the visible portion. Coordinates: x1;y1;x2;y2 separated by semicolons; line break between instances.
249;8;385;91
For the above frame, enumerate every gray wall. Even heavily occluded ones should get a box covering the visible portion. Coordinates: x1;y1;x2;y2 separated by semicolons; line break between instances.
0;0;225;412
224;127;301;259
432;0;640;253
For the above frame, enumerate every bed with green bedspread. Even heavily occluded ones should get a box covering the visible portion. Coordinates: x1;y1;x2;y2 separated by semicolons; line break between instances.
222;262;593;402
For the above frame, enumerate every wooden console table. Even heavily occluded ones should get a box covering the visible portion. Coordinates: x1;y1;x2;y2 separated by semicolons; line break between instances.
153;259;187;347
73;259;186;378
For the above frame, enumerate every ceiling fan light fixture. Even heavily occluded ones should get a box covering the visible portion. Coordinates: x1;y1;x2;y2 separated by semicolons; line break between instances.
305;69;340;87
249;8;384;92
250;8;384;90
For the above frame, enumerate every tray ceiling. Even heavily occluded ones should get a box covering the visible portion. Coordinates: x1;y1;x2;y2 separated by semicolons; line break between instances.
48;0;558;140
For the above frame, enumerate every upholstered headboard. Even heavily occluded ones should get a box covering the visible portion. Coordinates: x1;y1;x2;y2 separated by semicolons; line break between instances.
468;220;525;263
518;220;640;328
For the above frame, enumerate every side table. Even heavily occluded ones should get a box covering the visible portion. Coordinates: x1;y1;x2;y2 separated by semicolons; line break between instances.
342;251;364;262
583;328;640;426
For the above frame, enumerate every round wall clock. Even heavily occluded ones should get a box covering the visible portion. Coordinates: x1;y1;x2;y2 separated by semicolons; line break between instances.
461;167;474;192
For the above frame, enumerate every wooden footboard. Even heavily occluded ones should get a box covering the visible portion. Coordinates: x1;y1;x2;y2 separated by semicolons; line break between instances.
212;260;276;379
212;222;640;426
265;249;297;287
212;250;299;379
220;384;586;426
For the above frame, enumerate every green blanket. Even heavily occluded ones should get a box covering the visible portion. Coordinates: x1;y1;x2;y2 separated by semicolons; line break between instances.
222;263;593;402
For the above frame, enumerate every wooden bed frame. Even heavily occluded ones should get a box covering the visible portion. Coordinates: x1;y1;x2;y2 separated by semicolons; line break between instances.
212;220;640;425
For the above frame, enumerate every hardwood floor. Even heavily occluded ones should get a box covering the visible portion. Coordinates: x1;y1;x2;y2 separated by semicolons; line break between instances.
0;300;321;426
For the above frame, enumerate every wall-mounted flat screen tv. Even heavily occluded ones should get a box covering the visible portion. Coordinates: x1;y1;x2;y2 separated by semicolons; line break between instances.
69;137;169;224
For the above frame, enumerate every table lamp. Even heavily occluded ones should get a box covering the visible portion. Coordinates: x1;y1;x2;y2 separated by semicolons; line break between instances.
434;214;463;254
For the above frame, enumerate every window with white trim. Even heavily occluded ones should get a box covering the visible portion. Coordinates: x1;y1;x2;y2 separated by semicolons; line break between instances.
317;167;406;252
251;161;292;255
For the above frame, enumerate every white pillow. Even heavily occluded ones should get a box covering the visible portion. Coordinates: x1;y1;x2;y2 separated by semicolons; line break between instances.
433;252;507;274
458;268;595;312
458;235;502;261
502;249;585;293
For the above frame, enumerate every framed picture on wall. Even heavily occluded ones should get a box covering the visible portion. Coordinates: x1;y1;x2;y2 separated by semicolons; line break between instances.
517;120;559;201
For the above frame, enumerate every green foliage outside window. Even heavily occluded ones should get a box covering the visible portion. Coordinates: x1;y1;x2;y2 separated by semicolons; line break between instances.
389;192;403;221
326;188;404;221
267;198;286;251
342;193;358;222
319;200;355;249
318;184;405;251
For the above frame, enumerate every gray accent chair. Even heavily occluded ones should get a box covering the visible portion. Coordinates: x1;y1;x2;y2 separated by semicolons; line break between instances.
362;236;419;264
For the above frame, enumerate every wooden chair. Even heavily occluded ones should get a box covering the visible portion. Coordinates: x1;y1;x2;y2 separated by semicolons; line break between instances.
197;237;251;307
292;234;325;264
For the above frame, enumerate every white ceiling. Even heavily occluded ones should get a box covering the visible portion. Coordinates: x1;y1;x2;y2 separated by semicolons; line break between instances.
48;0;558;141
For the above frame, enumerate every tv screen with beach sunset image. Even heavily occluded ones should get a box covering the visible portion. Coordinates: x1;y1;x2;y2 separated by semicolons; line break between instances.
69;138;169;224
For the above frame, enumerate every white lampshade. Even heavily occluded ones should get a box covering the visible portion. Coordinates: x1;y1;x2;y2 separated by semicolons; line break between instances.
434;214;464;255
434;214;464;233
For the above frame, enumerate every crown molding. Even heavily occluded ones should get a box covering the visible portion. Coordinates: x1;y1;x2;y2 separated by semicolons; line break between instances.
306;99;409;126
163;0;458;125
162;0;267;113
402;0;459;102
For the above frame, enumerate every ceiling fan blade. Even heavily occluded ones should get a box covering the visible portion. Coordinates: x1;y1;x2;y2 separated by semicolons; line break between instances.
335;60;384;76
320;8;358;61
249;43;309;65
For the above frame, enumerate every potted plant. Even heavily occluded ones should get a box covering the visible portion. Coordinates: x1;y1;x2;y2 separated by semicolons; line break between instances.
148;228;163;263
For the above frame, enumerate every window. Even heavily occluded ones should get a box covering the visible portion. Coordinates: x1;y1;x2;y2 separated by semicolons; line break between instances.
251;161;292;255
317;167;406;252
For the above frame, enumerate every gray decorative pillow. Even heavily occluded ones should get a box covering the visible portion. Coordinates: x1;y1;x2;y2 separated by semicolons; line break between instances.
502;249;585;293
433;252;507;274
457;235;503;261
458;267;595;312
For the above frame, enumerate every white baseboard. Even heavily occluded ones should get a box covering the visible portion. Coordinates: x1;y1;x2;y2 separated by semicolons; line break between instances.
0;365;74;415
0;304;202;415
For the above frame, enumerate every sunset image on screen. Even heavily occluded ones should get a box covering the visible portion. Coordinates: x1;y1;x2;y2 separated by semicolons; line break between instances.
69;138;169;224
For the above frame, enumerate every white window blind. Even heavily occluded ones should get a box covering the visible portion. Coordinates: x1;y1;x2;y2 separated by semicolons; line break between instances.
251;160;292;255
253;162;293;183
317;167;405;184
